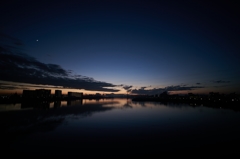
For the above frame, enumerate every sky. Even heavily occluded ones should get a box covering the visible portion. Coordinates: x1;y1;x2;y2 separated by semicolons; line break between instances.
0;0;240;95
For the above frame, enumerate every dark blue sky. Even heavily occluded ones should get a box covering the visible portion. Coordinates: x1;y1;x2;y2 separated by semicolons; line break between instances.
1;0;240;94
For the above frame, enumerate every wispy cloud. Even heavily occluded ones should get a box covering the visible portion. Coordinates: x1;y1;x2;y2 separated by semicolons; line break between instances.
121;85;133;92
0;83;20;90
0;34;119;92
212;80;230;84
131;85;204;95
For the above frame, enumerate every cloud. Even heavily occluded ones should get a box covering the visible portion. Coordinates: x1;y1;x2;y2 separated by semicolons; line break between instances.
165;85;204;91
0;83;20;90
0;33;24;46
0;34;119;92
131;87;164;95
0;81;65;91
196;83;201;85
121;85;133;92
130;85;204;95
212;80;230;84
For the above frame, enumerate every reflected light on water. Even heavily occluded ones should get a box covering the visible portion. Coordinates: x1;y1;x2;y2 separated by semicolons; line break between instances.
1;98;240;156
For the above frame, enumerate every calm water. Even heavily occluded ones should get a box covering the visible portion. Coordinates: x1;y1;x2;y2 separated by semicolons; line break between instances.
1;98;240;156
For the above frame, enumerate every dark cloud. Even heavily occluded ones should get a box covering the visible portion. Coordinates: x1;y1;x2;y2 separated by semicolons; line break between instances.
0;34;119;92
212;80;230;84
181;84;187;86
196;83;201;85
0;33;23;46
165;85;203;91
122;85;132;92
0;83;19;90
131;87;164;95
0;82;65;90
131;85;204;95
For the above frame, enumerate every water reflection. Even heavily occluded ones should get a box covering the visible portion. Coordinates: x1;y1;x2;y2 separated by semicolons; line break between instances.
1;97;238;112
54;100;61;108
0;103;22;111
1;98;240;156
1;99;116;135
21;100;50;109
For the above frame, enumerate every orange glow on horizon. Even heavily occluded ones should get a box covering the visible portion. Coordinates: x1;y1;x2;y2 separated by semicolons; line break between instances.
0;80;127;95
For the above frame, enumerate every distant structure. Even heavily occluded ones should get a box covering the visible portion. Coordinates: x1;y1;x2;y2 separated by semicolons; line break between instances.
35;89;51;99
55;90;62;98
22;90;36;99
22;89;51;99
68;92;83;99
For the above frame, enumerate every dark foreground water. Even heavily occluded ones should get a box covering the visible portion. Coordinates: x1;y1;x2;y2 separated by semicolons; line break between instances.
1;98;240;156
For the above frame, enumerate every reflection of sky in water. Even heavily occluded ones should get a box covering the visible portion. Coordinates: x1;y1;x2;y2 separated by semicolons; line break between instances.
0;103;24;111
1;98;240;156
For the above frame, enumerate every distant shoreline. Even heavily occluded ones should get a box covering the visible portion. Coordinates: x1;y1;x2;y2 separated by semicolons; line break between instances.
0;96;130;104
132;96;240;111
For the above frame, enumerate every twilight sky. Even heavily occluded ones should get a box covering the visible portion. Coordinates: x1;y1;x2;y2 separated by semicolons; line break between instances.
1;0;240;95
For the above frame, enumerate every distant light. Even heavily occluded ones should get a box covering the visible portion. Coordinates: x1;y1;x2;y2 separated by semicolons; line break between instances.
36;39;38;42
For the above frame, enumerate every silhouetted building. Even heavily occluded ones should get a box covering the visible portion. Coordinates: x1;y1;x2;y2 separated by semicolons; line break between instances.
55;90;62;98
22;89;51;99
22;90;36;99
68;92;83;98
35;89;51;99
